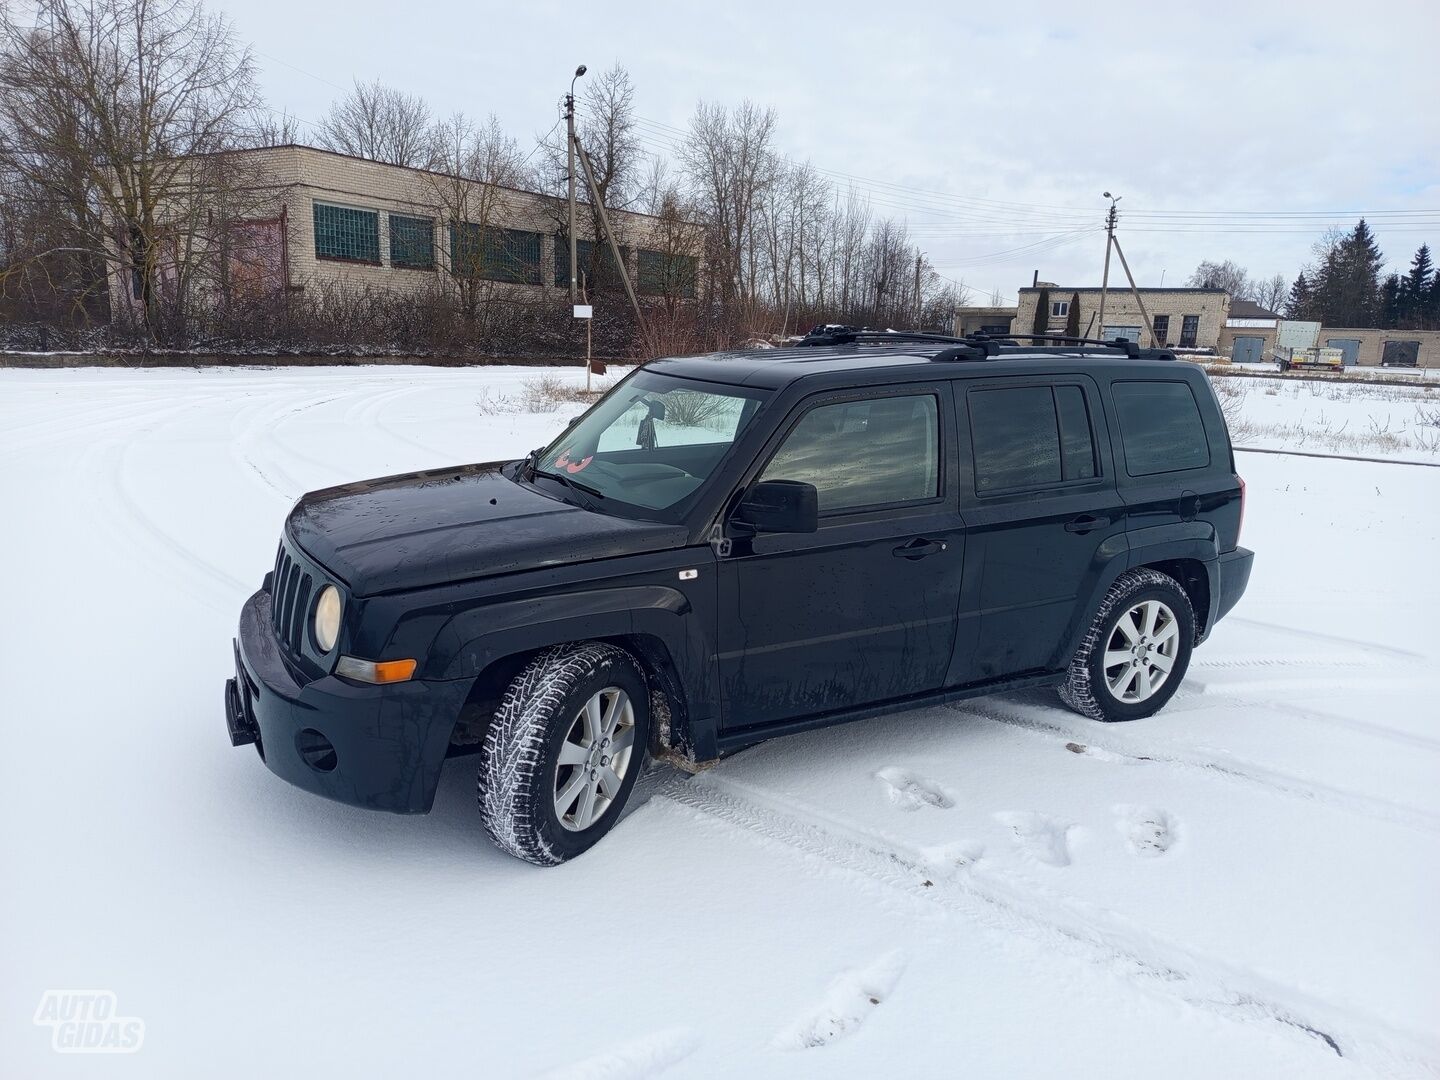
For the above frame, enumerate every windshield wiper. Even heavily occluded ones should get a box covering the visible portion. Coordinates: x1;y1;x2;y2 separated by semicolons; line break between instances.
531;467;605;511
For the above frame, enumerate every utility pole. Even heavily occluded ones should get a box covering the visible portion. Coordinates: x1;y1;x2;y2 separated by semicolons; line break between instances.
913;253;923;329
566;64;586;306
1096;192;1119;340
575;136;646;333
1109;233;1159;348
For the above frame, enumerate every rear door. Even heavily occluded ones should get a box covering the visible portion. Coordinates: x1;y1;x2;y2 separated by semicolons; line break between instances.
716;384;965;729
1106;375;1240;545
953;375;1127;682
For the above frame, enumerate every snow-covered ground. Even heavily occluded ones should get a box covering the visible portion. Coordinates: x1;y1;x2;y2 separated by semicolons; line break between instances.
1217;373;1440;460
2;365;1437;1079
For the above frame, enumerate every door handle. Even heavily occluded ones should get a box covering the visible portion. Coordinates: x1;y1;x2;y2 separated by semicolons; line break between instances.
1064;514;1110;534
893;537;947;559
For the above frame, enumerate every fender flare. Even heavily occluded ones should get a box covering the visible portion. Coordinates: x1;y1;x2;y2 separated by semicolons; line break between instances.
1059;523;1221;661
430;584;721;759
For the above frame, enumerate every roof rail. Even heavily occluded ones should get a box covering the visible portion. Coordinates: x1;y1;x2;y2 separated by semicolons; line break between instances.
974;332;1175;360
793;325;1175;361
796;325;968;347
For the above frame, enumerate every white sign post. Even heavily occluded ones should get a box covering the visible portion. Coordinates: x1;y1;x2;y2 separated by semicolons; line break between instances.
574;303;595;390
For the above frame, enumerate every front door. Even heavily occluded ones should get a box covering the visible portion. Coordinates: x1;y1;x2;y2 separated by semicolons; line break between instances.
717;387;965;729
956;377;1126;681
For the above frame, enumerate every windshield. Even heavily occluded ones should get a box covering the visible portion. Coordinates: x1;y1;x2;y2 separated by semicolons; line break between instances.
530;370;768;520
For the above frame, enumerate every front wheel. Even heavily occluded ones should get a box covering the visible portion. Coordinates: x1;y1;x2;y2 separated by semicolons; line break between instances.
1059;569;1195;722
478;642;650;865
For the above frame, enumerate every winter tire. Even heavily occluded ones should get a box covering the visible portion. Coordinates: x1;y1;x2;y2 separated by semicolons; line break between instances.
478;642;650;866
1059;568;1195;723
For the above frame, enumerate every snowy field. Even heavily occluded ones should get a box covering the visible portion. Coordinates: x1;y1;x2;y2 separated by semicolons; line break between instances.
2;364;1437;1079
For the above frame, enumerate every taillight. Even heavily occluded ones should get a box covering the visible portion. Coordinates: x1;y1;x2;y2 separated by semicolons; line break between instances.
1236;475;1246;545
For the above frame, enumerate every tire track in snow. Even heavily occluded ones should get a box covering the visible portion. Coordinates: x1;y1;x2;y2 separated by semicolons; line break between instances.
101;428;248;609
229;389;349;500
660;775;1440;1078
956;700;1440;835
1224;616;1425;660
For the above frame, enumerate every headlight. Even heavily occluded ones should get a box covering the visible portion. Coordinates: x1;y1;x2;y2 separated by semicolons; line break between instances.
313;585;342;652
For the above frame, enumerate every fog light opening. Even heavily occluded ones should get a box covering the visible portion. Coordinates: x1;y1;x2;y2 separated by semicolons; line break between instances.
295;728;338;772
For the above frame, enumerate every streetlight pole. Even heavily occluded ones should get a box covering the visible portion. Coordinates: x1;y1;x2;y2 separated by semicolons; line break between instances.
566;64;586;306
1096;191;1120;340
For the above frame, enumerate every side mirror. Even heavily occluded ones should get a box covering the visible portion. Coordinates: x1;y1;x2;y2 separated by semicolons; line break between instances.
733;479;819;534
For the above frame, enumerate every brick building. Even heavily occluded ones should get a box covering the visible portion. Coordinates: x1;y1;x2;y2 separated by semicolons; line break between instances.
1014;285;1230;350
106;144;698;317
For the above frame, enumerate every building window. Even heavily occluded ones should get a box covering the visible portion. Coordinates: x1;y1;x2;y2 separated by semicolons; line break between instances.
555;237;636;291
451;224;542;284
1152;314;1169;345
1180;314;1200;348
638;249;698;297
388;214;434;270
313;203;379;264
1051;300;1070;318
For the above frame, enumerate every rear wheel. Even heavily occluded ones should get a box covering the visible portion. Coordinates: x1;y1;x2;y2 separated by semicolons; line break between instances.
478;642;650;865
1059;569;1195;722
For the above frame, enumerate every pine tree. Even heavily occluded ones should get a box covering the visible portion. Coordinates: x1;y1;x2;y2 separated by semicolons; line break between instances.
1310;220;1384;326
1033;288;1050;336
1381;275;1403;329
1285;271;1312;318
1064;292;1081;339
1401;243;1433;328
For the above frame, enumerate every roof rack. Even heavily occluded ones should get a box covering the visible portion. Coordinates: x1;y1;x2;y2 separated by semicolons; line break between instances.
795;326;968;348
792;325;1175;362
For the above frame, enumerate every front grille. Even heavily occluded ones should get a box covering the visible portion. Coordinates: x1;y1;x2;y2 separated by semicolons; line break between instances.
271;542;316;657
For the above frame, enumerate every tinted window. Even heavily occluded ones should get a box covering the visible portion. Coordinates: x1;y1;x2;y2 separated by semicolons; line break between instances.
1112;381;1210;475
969;387;1061;492
761;395;939;513
1055;386;1097;480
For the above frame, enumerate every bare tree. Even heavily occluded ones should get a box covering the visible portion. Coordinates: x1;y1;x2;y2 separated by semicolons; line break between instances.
679;99;780;328
1252;273;1287;314
319;78;431;167
530;63;645;296
0;0;267;341
251;108;301;146
1187;258;1252;299
422;112;527;333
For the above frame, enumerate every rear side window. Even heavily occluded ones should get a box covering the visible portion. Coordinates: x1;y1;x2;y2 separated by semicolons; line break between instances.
1112;381;1210;475
969;385;1097;493
761;394;939;513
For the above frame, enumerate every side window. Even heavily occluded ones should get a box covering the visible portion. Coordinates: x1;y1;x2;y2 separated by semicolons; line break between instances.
1112;381;1210;475
761;394;939;514
969;384;1097;493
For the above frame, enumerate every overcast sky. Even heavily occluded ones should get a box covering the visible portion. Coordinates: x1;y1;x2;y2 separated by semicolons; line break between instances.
230;0;1439;304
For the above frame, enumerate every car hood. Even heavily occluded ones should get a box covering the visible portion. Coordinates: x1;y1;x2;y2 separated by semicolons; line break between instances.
286;463;687;595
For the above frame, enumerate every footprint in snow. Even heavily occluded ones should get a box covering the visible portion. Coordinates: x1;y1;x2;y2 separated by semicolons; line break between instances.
774;950;907;1050
533;1026;700;1079
994;810;1074;867
876;767;954;811
1114;805;1177;856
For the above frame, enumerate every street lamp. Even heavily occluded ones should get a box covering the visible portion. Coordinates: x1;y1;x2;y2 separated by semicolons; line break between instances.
567;65;588;304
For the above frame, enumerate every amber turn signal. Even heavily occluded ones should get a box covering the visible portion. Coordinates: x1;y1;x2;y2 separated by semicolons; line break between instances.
335;656;417;684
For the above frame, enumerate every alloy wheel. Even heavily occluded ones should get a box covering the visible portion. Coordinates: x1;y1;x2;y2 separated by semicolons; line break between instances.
553;687;637;832
1102;599;1180;704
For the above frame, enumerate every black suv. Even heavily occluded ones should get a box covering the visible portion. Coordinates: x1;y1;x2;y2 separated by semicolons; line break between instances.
225;332;1253;865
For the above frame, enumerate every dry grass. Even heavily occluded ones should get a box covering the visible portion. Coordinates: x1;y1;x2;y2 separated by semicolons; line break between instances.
476;372;619;416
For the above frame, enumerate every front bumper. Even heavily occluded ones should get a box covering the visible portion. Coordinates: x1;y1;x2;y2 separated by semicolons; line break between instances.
226;589;472;814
